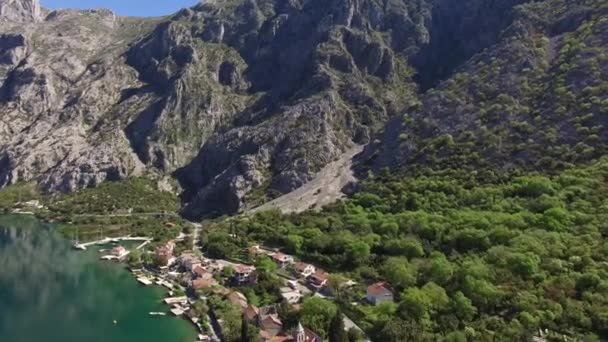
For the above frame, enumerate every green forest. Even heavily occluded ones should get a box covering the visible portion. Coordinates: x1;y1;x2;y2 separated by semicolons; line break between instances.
203;158;608;341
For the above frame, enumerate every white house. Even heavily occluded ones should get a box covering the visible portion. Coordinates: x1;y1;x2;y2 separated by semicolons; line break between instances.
280;287;302;304
294;262;316;278
234;264;256;284
272;252;295;268
367;282;394;305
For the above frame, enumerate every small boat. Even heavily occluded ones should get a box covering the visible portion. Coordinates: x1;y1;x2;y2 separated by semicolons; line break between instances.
113;320;118;325
149;312;167;316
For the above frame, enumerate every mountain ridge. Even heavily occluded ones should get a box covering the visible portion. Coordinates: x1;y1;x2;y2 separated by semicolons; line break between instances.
0;0;606;219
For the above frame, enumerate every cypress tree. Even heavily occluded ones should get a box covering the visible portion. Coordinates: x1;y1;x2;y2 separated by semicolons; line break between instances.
329;311;347;342
241;314;249;342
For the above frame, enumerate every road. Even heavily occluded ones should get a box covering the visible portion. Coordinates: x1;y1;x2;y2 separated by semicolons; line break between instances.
73;212;180;218
343;313;371;341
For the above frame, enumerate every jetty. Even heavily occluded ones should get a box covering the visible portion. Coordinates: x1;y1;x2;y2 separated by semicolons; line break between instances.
155;279;175;290
164;296;188;305
170;307;184;316
137;277;153;286
73;236;152;250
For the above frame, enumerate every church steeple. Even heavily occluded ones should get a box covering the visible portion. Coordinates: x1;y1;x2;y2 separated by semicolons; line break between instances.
295;322;305;342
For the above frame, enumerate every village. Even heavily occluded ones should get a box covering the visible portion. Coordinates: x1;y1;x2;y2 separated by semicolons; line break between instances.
81;225;394;342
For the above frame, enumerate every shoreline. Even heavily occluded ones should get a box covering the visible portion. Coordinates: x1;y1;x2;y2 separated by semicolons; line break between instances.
1;213;204;342
82;237;210;341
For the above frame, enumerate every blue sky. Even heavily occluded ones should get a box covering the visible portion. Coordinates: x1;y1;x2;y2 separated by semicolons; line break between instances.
41;0;200;17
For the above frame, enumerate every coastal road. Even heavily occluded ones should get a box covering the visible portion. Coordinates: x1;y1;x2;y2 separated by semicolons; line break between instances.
73;212;180;218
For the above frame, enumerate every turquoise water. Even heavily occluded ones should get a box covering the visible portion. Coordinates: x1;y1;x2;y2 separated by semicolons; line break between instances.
0;215;196;342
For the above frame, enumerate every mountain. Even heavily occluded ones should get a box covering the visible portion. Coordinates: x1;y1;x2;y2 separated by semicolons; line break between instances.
0;0;606;218
365;0;608;178
0;0;42;22
0;0;421;218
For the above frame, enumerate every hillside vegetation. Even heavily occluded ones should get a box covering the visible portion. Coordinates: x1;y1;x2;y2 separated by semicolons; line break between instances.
367;0;608;178
206;159;608;340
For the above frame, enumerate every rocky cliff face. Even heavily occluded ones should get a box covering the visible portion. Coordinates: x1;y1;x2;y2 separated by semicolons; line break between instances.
0;0;421;218
0;0;41;22
1;0;606;218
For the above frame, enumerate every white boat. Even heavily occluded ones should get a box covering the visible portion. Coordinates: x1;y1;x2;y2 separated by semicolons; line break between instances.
149;312;167;316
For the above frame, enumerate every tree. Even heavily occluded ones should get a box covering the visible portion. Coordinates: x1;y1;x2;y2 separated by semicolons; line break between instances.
329;311;347;342
223;266;235;278
220;304;242;342
127;249;142;267
347;328;364;342
300;297;338;338
327;274;348;299
450;291;477;321
399;287;431;321
241;314;249;342
425;253;454;285
256;256;278;275
444;331;467;342
285;234;304;254
193;301;209;322
381;257;418;289
378;318;427;342
346;241;371;267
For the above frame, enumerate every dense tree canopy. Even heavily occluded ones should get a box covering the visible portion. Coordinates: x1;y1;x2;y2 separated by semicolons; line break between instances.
203;158;608;340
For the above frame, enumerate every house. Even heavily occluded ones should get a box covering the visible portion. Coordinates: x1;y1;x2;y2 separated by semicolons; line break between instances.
271;252;294;268
294;262;316;278
366;282;394;305
180;253;202;271
234;264;256;284
191;278;217;290
226;291;248;309
280;287;302;304
307;271;329;290
155;241;176;266
244;304;260;322
159;241;175;255
192;266;214;280
258;306;283;337
112;246;127;257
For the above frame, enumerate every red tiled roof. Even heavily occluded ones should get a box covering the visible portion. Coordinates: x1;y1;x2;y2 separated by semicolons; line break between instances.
192;278;215;289
245;304;259;321
234;264;255;274
309;271;329;283
272;252;289;261
260;315;283;329
367;282;392;296
193;265;210;277
226;291;248;308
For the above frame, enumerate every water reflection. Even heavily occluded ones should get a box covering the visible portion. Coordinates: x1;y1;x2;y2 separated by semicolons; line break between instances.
0;215;194;342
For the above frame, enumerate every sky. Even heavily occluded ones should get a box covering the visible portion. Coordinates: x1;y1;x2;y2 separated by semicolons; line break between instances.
41;0;200;17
